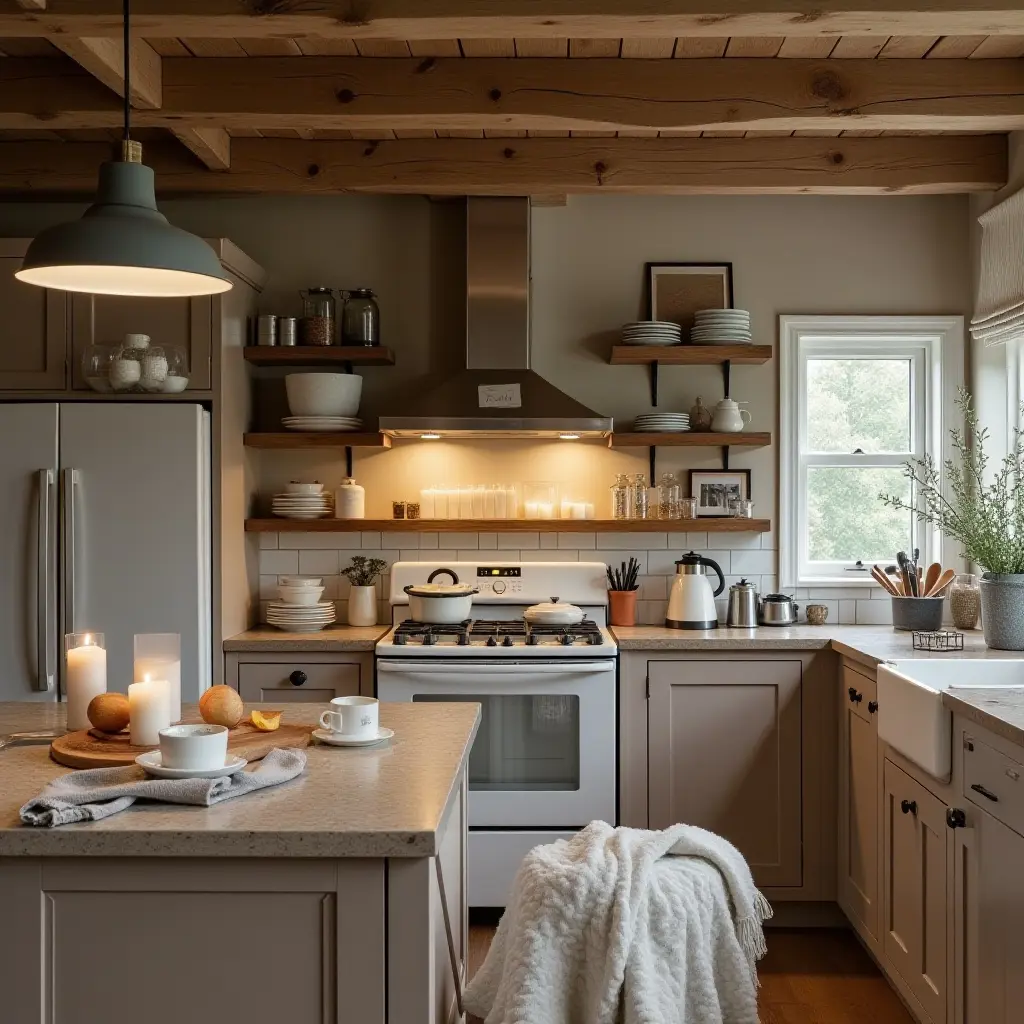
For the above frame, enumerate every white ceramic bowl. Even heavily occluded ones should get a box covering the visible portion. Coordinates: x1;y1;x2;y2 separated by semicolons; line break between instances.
285;481;323;495
159;723;228;771
285;373;362;417
278;586;326;606
279;576;322;587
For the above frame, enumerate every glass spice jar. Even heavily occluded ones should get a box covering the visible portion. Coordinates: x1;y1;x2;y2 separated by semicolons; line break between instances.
392;500;407;520
632;473;649;520
949;573;981;630
611;474;632;520
657;473;681;520
300;287;337;346
406;501;421;520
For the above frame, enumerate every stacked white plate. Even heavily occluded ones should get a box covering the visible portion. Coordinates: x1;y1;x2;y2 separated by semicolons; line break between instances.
271;487;334;520
282;415;363;432
633;412;690;433
265;599;337;631
621;321;682;346
690;309;752;345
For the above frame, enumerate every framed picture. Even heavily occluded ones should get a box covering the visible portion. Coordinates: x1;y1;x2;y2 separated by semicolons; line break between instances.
689;469;751;518
646;262;733;336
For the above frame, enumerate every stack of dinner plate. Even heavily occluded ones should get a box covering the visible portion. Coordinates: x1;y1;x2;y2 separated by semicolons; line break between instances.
271;487;334;520
690;309;752;345
621;321;683;346
282;415;363;432
633;412;690;433
265;599;337;632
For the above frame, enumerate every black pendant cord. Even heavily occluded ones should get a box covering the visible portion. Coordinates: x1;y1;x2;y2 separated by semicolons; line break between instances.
122;0;131;142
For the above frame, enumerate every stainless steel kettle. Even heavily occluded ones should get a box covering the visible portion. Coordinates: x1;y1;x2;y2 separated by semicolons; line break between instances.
726;578;759;628
759;593;800;626
665;551;725;629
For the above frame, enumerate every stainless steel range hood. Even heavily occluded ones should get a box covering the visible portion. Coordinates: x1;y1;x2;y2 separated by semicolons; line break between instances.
379;198;613;439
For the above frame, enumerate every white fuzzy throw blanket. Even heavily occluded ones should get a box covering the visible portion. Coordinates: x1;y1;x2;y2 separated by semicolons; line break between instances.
464;821;772;1024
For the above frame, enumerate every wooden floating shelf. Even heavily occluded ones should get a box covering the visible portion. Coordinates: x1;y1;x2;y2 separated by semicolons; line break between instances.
243;346;395;367
243;432;391;449
609;345;773;366
610;432;771;448
245;518;772;534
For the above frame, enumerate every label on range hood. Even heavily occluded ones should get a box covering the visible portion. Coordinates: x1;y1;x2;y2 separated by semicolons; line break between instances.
478;383;522;409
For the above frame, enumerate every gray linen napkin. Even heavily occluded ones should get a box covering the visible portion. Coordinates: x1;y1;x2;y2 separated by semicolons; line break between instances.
20;747;306;827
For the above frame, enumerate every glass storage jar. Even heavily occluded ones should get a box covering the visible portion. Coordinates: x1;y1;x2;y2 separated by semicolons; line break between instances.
109;333;152;392
300;287;337;346
81;344;113;393
611;474;632;520
632;473;650;520
949;573;981;630
342;289;380;346
161;346;189;393
657;473;682;520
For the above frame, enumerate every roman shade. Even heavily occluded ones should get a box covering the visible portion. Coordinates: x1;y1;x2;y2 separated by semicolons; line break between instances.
971;185;1024;347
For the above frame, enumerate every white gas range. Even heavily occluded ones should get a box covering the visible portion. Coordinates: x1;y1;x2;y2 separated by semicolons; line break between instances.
376;561;617;907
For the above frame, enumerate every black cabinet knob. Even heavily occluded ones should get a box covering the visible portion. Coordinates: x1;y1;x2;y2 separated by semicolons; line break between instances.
289;670;307;687
848;687;863;703
900;799;917;815
868;700;879;714
946;807;967;829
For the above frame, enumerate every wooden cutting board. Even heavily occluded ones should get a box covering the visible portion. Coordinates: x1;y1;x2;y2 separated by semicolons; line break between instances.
50;721;313;770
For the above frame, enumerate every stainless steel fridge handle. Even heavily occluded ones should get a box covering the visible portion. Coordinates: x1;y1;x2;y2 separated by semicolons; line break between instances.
62;468;79;637
35;469;54;692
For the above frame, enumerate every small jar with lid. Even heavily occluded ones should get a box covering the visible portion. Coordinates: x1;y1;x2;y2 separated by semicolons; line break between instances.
342;289;380;346
656;473;681;520
632;473;650;520
300;287;337;347
611;474;632;520
949;573;981;630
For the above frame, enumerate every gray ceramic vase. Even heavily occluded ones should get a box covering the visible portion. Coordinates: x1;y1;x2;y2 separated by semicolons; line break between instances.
979;573;1024;650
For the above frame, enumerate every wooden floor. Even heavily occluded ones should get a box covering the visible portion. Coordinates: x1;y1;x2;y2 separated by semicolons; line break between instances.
467;924;914;1024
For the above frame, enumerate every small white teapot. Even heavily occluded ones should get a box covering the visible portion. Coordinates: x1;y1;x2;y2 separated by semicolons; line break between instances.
711;398;751;433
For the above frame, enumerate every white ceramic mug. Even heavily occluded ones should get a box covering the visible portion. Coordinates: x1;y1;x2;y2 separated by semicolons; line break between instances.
320;696;379;738
159;723;228;770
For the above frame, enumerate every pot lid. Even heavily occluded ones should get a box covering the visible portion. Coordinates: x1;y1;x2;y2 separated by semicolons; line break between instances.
731;578;757;590
762;593;796;603
404;582;477;598
524;596;585;622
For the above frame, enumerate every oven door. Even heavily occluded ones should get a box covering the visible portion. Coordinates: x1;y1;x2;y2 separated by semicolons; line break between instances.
377;659;616;828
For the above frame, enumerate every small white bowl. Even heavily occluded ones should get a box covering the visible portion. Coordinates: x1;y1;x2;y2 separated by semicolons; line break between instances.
158;723;228;771
279;576;322;587
278;586;326;606
286;482;323;495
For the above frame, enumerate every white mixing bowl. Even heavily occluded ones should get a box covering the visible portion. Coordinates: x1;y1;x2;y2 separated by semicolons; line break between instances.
285;372;362;417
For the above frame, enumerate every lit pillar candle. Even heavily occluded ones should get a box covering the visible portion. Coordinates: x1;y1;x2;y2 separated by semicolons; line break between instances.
134;633;181;723
64;632;107;731
129;675;170;746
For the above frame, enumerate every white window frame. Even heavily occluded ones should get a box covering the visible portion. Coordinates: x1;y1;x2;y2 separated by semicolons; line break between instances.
779;315;964;589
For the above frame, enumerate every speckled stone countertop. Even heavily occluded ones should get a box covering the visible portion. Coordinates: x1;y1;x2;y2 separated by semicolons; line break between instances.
224;626;390;652
0;701;479;859
942;688;1024;749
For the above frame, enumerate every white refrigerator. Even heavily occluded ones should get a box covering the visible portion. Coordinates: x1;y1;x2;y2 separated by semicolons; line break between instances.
0;403;212;703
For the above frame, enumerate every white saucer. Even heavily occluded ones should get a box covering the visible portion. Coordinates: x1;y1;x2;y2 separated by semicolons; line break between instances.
313;727;394;747
135;752;248;779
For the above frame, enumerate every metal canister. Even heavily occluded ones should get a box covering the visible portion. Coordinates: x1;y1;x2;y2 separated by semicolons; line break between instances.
256;314;278;346
726;579;760;628
278;317;299;346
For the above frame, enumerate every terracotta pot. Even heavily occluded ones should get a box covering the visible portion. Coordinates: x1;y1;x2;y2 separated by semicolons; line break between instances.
608;589;638;627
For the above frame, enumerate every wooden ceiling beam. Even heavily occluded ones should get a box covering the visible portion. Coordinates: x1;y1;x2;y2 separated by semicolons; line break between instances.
0;135;1005;195
4;56;1024;133
2;2;1024;39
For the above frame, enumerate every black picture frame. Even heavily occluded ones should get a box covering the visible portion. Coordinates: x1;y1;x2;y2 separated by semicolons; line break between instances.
644;262;735;323
688;468;752;518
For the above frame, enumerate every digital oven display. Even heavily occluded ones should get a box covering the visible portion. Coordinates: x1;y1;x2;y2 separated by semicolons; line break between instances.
476;567;522;578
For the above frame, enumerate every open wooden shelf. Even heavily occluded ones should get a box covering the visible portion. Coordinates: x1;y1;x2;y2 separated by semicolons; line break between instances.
245;518;771;534
610;431;771;448
243;346;395;367
243;432;391;449
609;344;772;366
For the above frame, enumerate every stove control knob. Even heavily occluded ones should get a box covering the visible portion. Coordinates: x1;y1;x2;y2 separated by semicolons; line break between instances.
587;634;602;646
423;634;437;646
560;634;575;646
526;634;539;646
394;633;407;646
486;635;498;647
493;580;506;595
457;633;470;646
502;635;515;647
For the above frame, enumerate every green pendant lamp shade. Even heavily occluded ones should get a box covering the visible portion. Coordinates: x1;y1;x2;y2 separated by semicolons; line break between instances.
16;154;232;297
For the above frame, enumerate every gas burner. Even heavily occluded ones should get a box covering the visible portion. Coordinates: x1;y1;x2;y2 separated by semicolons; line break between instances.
388;617;608;648
469;620;527;637
393;620;470;645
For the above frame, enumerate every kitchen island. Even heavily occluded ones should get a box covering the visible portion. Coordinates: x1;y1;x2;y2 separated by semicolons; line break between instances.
0;701;478;1024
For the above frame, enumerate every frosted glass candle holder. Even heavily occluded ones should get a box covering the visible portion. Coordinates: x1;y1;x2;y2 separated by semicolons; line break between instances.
134;633;181;723
64;632;107;732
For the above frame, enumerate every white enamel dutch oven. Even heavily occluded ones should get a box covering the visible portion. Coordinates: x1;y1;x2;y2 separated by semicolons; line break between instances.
403;568;479;623
524;596;585;626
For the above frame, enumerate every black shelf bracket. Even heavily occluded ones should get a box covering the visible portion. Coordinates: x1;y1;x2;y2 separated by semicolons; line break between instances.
722;358;732;399
345;445;353;478
649;446;657;481
722;445;730;471
649;361;660;407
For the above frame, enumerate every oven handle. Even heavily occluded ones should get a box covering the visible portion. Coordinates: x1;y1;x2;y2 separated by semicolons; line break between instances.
377;661;615;676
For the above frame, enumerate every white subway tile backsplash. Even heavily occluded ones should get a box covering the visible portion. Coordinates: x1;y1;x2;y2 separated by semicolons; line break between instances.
594;551;648;575
716;533;763;551
805;587;868;600
399;550;422;561
520;549;578;562
639;575;668;601
331;550;364;572
431;550;461;563
258;533;279;550
360;532;382;548
638;601;664;625
667;531;710;549
500;532;537;549
598;531;666;549
557;532;596;549
258;549;298;575
856;600;892;625
870;586;894;600
298;549;339;575
382;532;416;548
444;532;480;549
839;600;857;624
539;533;558;549
702;551;733;573
759;531;776;550
458;550;484;561
478;533;498;549
419;532;439;549
258;575;279;599
279;531;361;550
730;549;777;576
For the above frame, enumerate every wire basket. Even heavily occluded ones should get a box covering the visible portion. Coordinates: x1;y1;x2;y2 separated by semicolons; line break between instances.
912;630;964;652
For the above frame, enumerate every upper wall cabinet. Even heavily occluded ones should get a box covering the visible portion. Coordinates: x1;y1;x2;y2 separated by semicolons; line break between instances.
0;241;68;391
69;293;214;392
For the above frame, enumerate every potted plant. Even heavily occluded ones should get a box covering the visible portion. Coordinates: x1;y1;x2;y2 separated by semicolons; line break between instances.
341;556;387;627
880;390;1024;649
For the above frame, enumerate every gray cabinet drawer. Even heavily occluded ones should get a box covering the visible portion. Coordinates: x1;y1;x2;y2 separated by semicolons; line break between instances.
963;734;1024;836
237;662;363;703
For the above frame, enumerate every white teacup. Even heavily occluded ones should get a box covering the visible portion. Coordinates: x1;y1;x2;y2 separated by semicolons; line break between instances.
320;696;379;738
159;723;228;770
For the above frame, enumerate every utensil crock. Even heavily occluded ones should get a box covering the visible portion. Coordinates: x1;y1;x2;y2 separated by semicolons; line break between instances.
608;590;638;627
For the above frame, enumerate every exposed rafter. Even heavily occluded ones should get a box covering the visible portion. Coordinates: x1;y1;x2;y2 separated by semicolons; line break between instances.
0;135;1006;196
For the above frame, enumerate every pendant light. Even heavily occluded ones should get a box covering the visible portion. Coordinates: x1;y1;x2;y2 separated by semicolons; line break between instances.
15;0;231;297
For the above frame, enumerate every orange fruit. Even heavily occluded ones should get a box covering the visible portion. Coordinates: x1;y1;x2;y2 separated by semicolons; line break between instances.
250;709;282;732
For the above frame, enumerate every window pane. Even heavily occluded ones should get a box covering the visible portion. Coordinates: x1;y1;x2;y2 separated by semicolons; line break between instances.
806;359;911;453
807;467;912;563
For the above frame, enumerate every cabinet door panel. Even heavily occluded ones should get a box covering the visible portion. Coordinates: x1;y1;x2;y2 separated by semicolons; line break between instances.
648;660;802;888
237;660;364;702
70;292;213;391
883;758;948;1024
0;248;67;391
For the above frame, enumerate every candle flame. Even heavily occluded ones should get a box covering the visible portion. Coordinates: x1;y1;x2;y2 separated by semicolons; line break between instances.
144;673;151;683
84;633;92;645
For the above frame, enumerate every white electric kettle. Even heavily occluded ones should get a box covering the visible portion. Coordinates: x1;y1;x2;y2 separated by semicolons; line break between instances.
666;551;725;629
